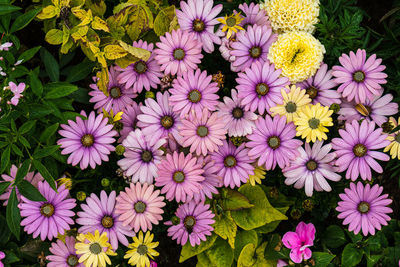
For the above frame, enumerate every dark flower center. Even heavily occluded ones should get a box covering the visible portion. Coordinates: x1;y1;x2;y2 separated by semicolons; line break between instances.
161;115;174;129
226;17;237;27
134;61;148;74
357;201;370;214
306;86;318;99
197;125;209;137
193;19;205;32
308;118;320;129
353;144;367;157
173;171;185;183
101;215;114;228
188;89;202;103
353;71;366;82
267;136;281;149
285;101;297;113
137;244;148;255
67;255;79;267
306;160;318;171
40;203;55;217
141;150;153;162
134;201;146;213
173;48;185;60
224;155;237;167
81;134;94;147
355;103;371;117
184;215;196;232
109;86;121;99
396;134;400;143
256;83;269;97
249;46;262;58
232;107;244;119
89;243;102;255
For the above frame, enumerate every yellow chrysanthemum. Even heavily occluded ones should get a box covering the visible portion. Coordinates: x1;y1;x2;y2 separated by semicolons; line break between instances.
217;13;244;39
261;0;320;33
384;117;400;159
75;230;116;267
248;166;266;186
293;103;333;143
268;31;325;83
270;85;312;122
124;231;159;267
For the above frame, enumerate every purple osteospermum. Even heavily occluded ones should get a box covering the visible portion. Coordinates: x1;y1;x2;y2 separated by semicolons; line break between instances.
47;236;83;267
154;29;203;76
211;140;254;188
246;115;302;170
169;68;219;117
283;141;341;197
176;0;222;53
118;102;142;143
193;156;222;203
89;66;136;113
332;49;387;103
116;40;163;94
236;61;290;114
338;94;398;126
76;190;134;250
332;120;390;181
230;24;277;72
19;181;76;241
155;151;204;203
117;129;165;184
237;3;270;28
58;111;117;170
337;182;392;236
217;89;257;137
296;63;341;106
165;200;215;246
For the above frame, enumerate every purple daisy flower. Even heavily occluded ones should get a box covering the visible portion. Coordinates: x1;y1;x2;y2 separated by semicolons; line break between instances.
219;37;236;62
211;140;254;188
236;61;290;114
237;3;270;28
165;200;215;246
338;94;398;126
118;102;142;143
58;111;117;170
283;141;341;197
296;63;341;106
89;66;136;113
246;115;303;170
47;236;83;267
332;120;390;181
116;40;163;94
332;49;387;103
137;91;183;146
154;29;203;76
19;181;76;241
230;24;277;72
76;190;134;250
217;89;257;137
169;68;219;117
117;129;165;184
337;182;392;236
193;155;222;203
176;0;223;53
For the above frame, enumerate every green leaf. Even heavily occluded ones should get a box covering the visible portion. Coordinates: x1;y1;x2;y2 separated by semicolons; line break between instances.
17;180;46;201
237;243;257;267
33;145;60;159
153;5;175;36
11;144;23;156
18;120;36;134
18;135;30;148
179;234;217;263
222;188;254;211
255;220;281;234
66;61;95;82
0;5;20;16
366;254;383;267
32;159;56;191
40;48;59;82
0;214;11;245
44;82;78;99
264;234;290;260
18;46;41;62
313;252;335;267
204;238;234;267
14;159;31;185
341;243;364;267
39;123;59;143
0;145;11;173
29;71;43;97
234;230;258;260
322;225;347;248
10;8;42;33
0;181;11;195
6;188;20;240
213;211;237;248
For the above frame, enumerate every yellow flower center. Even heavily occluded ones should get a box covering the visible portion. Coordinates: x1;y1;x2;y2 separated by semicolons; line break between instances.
224;155;237;168
197;125;209;137
306;86;318;99
285;101;297;113
193;19;205;32
353;144;367;157
89;243;102;255
134;61;148;74
308;118;320;129
141;150;153;163
173;171;185;183
256;83;269;97
232;107;244;119
40;203;55;217
161;115;174;129
137;244;148;255
134;201;147;213
81;134;94;147
353;71;365;82
306;160;318;171
357;201;370;214
188;89;202;103
267;136;280;149
249;46;262;58
226;17;237;27
173;48;185;60
101;216;114;228
67;255;79;267
184;215;196;232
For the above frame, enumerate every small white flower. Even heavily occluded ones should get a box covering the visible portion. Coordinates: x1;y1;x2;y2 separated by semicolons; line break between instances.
0;42;13;51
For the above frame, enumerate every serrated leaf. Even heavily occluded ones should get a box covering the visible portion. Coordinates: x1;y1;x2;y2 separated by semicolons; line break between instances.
118;40;151;61
179;234;217;263
92;16;109;32
6;188;20;240
153;5;175;36
32;159;56;191
104;44;128;60
10;7;42;33
234;230;258;260
45;28;63;45
96;67;109;95
36;4;57;19
213;211;237;248
222;188;253;211
44;82;78;99
17;180;46;202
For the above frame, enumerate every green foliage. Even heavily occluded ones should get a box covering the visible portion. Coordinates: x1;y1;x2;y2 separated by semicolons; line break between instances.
179;234;218;263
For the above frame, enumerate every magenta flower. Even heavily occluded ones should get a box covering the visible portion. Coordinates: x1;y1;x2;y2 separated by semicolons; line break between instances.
332;49;387;103
277;260;288;267
47;236;83;267
58;111;117;170
165;201;215;246
89;66;136;113
236;61;289;114
0;251;4;267
169;68;219;117
180;109;227;156
337;182;392;236
176;0;222;53
296;63;341;106
154;29;203;76
116;40;163;93
150;261;157;267
282;221;315;264
338;94;398;126
237;3;270;28
193;155;222;203
118;102;142;143
332;120;390;181
230;24;277;72
156;151;204;202
19;181;76;241
8;81;25;106
246;115;302;170
117;129;165;184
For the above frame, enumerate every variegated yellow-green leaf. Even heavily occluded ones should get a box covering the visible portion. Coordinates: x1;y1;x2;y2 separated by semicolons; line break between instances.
80;42;96;61
179;234;217;263
234;230;258;260
107;5;131;28
60;26;73;54
153;5;175;36
238;242;273;267
169;15;180;31
115;54;139;69
71;25;89;41
213;211;237;248
113;2;133;14
86;0;106;16
96;68;109;95
37;5;58;20
45;29;63;45
118;40;150;61
125;5;147;41
104;45;128;60
92;16;109;32
95;52;107;68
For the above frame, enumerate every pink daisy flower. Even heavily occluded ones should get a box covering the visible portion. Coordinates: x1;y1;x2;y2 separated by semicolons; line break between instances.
296;63;341;106
154;29;203;76
116;40;163;93
58;111;117;170
176;0;222;53
282;222;315;264
89;66;136;113
236;61;290;114
76;191;134;250
337;182;393;236
169;68;219;117
246;115;302;170
118;102;142;143
237;3;270;28
47;236;83;267
219;37;236;62
115;182;166;233
332;120;390;181
165;201;215;246
117;129;165;184
230;24;277;72
19;181;76;241
180;109;227;156
193;155;222;203
155;151;204;203
332;49;387;103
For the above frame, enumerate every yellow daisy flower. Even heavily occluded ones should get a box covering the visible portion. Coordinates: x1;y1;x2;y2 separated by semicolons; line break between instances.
293;103;333;143
270;85;312;122
75;230;116;267
217;13;244;39
124;231;159;267
384;117;400;159
248;166;266;186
